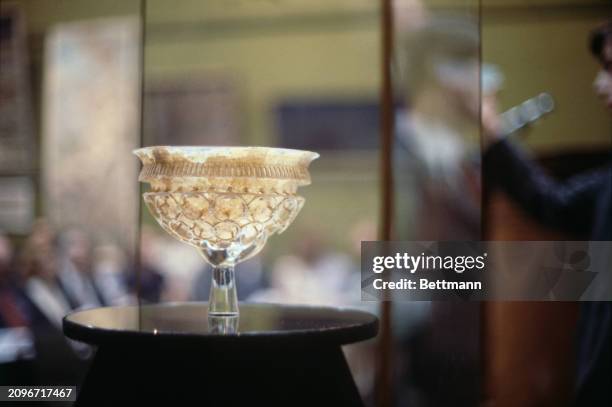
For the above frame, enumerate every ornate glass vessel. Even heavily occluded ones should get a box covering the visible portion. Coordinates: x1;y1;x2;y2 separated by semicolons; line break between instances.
134;146;318;317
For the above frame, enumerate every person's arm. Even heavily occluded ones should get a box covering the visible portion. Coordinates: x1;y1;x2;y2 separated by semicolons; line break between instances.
483;139;603;237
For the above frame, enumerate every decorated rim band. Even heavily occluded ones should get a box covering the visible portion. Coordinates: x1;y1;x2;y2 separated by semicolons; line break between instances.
138;162;312;184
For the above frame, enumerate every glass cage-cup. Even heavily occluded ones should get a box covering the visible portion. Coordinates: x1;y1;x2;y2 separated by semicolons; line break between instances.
134;146;318;317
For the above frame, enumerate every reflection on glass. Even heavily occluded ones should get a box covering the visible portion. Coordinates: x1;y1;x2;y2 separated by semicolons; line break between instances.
134;146;318;316
392;10;484;407
394;15;483;240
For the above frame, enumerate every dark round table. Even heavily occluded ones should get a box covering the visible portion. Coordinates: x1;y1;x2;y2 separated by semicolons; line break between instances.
63;302;378;406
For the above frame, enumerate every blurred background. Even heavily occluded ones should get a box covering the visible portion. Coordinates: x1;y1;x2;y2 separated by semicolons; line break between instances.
0;0;610;406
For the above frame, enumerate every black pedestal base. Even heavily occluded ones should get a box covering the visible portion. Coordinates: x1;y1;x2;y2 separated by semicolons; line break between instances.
63;303;378;406
76;342;364;406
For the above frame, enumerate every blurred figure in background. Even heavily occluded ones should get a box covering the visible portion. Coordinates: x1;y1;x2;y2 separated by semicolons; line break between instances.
393;16;490;407
18;220;72;330
394;16;501;240
483;20;612;407
57;229;105;309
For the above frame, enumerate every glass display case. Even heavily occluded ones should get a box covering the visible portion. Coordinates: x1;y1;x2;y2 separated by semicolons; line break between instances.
1;1;610;406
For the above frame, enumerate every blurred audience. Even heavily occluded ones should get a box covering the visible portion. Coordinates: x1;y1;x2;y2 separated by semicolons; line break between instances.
0;219;140;385
0;220;88;385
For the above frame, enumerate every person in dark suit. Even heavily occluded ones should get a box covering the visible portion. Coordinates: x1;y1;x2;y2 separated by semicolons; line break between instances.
483;21;612;406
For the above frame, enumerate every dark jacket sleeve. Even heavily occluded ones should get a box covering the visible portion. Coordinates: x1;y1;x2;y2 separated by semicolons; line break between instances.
483;139;604;237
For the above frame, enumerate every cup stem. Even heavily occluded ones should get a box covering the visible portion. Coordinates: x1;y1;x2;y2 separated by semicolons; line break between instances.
209;265;238;316
208;315;239;334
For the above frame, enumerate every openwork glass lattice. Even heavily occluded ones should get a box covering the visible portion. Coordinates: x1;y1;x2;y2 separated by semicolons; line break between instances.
135;146;318;318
